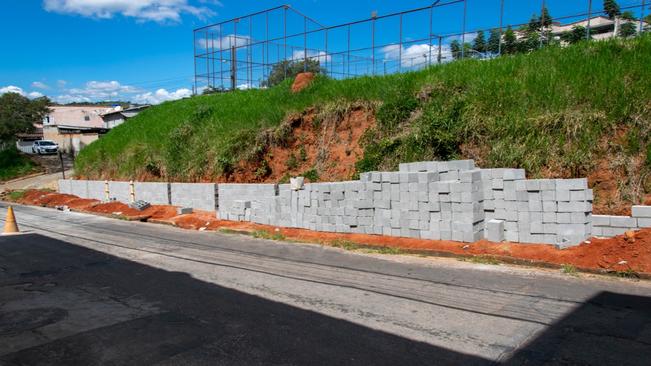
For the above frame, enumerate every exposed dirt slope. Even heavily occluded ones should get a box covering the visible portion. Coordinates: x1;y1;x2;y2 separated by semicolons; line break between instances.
226;103;376;183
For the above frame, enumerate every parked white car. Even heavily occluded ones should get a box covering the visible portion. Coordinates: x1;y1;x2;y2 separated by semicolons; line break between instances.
32;140;59;155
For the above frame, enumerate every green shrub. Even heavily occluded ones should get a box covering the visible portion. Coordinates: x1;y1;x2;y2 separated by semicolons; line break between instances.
0;147;38;181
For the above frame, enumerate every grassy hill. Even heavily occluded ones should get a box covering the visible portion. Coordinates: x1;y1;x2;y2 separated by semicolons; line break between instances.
75;35;651;214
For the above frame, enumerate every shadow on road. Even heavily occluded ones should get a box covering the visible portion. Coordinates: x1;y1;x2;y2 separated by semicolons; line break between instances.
0;234;489;365
1;234;650;365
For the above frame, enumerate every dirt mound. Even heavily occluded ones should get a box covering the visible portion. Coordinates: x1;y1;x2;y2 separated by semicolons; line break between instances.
291;72;315;93
229;102;375;183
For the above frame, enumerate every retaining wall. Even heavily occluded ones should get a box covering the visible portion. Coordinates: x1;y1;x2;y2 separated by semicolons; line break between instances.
56;160;651;248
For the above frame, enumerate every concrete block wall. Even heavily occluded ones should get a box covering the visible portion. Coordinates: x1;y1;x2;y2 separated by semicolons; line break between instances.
57;161;651;247
170;183;217;212
58;179;73;195
86;181;106;201
134;182;170;205
593;206;651;236
108;181;131;203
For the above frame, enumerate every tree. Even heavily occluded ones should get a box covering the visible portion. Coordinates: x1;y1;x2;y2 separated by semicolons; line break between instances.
450;40;461;60
263;58;321;87
472;30;486;54
603;0;621;20
619;12;638;37
527;13;541;32
561;26;589;44
487;28;501;54
0;93;50;143
540;7;553;28
503;26;518;54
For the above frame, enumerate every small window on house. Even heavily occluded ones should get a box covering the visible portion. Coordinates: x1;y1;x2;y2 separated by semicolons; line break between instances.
45;116;50;124
84;116;90;121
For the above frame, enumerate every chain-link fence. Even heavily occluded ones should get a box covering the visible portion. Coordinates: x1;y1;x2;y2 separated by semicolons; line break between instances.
193;0;649;92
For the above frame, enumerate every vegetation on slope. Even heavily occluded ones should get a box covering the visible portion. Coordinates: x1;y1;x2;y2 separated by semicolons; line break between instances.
0;147;38;181
76;35;651;212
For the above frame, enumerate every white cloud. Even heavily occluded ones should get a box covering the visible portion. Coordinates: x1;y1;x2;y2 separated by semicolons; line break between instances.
66;80;140;100
291;50;331;64
43;0;215;23
196;34;250;50
31;81;50;89
133;88;192;104
0;85;26;96
382;43;453;68
53;94;92;104
57;80;67;88
1;86;48;99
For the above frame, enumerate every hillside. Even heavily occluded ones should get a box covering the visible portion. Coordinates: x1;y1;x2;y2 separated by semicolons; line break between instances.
75;35;651;215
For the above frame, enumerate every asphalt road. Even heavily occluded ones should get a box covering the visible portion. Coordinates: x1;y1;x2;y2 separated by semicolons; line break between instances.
1;203;651;365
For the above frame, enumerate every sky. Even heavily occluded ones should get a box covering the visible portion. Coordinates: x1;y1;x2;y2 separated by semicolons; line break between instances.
0;0;646;104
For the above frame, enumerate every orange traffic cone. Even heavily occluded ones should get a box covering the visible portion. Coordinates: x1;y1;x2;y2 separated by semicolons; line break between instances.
3;206;19;235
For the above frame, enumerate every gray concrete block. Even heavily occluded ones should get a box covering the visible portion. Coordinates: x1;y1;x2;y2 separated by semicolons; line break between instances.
610;216;637;228
632;206;651;218
486;219;505;242
637;218;651;228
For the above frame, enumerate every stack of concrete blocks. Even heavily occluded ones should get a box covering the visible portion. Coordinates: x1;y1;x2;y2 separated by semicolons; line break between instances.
592;206;651;236
217;184;277;223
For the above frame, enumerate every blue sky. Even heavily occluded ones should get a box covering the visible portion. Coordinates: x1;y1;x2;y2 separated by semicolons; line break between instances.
0;0;645;104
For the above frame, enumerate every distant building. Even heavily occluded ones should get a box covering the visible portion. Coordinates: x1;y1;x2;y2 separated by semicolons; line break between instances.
42;106;109;155
99;105;150;129
549;15;648;42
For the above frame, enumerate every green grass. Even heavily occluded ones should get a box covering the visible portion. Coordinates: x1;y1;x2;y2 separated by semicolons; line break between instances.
561;264;578;276
0;147;38;182
252;230;286;241
76;36;651;195
461;255;502;265
7;190;26;201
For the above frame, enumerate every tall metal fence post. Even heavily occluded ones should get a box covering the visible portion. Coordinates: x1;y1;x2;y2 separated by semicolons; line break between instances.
219;25;224;90
304;17;308;72
429;6;433;66
347;25;351;78
193;30;197;94
438;36;442;64
540;0;546;49
325;29;329;77
372;15;376;75
587;0;593;40
399;14;403;72
640;0;647;33
284;6;288;79
498;0;504;55
461;0;467;59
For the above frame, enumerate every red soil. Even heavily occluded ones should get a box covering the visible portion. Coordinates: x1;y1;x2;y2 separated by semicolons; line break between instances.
8;189;651;276
229;104;374;183
291;72;315;93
